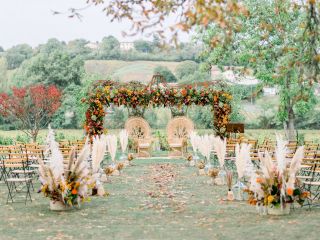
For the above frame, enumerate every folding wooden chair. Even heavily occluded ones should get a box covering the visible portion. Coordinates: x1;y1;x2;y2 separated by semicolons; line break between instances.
2;153;33;204
301;162;320;209
24;148;45;178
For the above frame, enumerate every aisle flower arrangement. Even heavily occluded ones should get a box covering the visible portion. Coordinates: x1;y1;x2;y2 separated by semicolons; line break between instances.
39;127;91;210
91;135;107;196
249;136;307;215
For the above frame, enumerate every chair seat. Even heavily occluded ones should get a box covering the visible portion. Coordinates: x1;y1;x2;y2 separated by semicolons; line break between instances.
302;181;320;186
6;177;32;182
300;165;311;168
139;143;150;148
297;175;312;179
12;170;35;174
170;143;183;148
29;164;39;168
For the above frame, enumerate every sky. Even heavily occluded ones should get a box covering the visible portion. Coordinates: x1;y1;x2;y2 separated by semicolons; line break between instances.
0;0;190;49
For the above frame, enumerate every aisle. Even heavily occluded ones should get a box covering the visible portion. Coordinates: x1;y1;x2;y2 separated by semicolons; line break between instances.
0;158;319;240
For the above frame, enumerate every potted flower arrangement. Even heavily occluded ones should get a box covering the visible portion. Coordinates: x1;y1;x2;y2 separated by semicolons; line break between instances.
197;161;206;176
91;135;108;196
208;168;220;185
249;137;306;215
248;174;308;215
186;154;195;167
116;162;124;175
39;127;91;211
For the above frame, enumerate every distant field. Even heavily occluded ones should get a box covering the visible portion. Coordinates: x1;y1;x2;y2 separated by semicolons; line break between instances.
85;60;181;83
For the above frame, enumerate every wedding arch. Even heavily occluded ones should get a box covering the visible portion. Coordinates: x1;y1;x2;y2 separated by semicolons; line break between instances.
83;77;233;138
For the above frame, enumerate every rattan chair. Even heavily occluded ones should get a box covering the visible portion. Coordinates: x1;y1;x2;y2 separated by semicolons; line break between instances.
125;117;153;157
167;116;194;157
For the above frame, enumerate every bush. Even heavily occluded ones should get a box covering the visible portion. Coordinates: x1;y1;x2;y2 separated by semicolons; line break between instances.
0;135;14;145
179;70;210;84
15;134;31;144
175;60;198;80
154;130;169;151
154;66;177;83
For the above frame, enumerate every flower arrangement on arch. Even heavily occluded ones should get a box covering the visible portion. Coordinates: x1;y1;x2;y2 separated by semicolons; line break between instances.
83;80;232;139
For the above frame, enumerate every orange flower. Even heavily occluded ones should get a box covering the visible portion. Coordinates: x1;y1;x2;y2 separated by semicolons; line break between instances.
256;177;263;183
302;192;310;198
287;188;293;196
181;89;187;96
71;189;78;195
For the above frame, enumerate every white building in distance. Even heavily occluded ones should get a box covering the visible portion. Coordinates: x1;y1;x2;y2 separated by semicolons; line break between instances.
120;42;134;51
85;42;99;50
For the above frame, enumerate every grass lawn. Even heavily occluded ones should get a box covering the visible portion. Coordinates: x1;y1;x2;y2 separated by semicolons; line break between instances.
0;129;319;145
0;158;319;240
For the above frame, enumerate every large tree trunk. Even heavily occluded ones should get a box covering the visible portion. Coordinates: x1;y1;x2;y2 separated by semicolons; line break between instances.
283;76;296;141
284;106;296;141
287;107;295;141
31;128;38;143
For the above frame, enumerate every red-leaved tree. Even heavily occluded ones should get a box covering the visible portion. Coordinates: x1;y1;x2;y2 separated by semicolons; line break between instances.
0;84;62;142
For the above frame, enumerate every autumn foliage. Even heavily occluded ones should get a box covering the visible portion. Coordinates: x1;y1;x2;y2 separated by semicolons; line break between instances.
0;84;61;142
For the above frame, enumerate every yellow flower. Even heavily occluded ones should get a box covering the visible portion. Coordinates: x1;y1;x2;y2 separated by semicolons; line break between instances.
104;86;110;92
267;195;274;204
41;184;48;193
75;181;80;188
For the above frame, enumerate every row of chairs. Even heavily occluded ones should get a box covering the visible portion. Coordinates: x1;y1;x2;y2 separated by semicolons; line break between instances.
0;140;86;204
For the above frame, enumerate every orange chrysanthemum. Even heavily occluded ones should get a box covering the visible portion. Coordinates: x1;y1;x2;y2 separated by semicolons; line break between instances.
287;188;293;196
71;189;78;195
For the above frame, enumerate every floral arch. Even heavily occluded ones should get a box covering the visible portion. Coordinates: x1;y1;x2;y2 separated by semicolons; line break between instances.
83;79;232;138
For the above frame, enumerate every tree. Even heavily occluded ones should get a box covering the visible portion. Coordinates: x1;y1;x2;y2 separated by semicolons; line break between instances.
51;84;82;129
86;0;248;46
200;0;319;139
152;35;161;49
0;84;62;142
175;60;199;80
154;66;177;83
14;50;84;89
67;39;91;59
134;40;153;53
0;58;8;91
0;46;4;52
97;36;120;59
38;38;66;55
5;44;33;69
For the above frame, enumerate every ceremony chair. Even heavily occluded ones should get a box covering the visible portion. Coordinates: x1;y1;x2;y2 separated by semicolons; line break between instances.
300;162;320;208
125;117;153;157
2;153;33;204
167;116;194;157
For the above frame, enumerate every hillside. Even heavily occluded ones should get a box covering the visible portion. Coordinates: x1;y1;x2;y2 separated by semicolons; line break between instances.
85;60;181;83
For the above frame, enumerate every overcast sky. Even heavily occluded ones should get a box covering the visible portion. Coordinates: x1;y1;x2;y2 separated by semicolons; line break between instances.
0;0;190;49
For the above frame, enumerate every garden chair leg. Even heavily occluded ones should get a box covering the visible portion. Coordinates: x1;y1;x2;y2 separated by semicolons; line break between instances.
25;181;32;204
6;182;15;204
